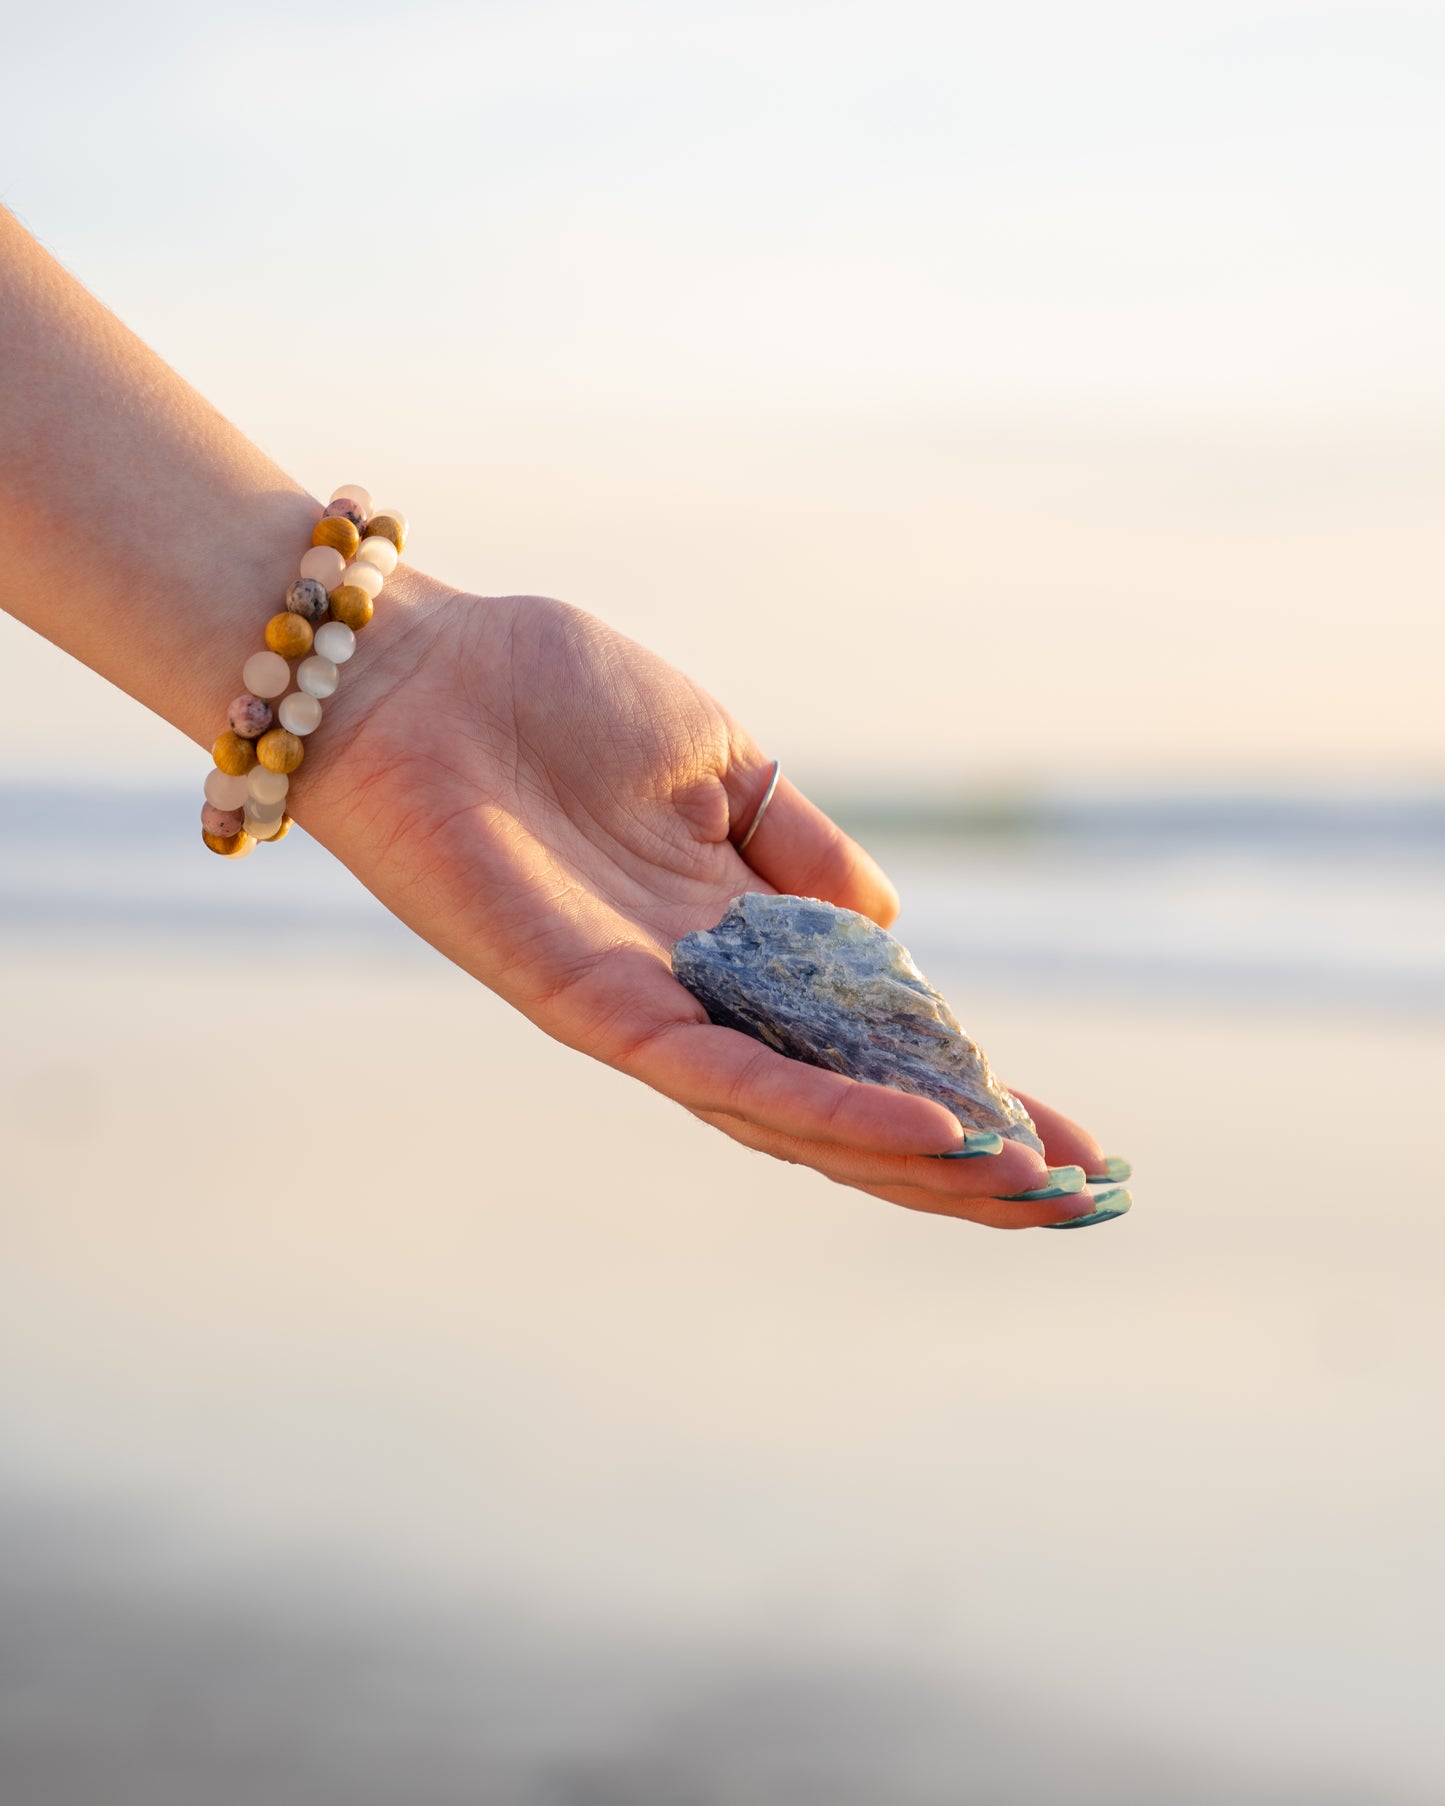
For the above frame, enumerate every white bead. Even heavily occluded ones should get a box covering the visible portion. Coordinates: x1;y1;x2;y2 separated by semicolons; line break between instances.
342;560;384;599
242;650;291;698
279;692;323;735
297;655;338;699
329;483;374;517
247;765;289;804
314;621;356;664
374;507;409;540
354;535;398;576
204;768;251;810
299;545;346;588
245;793;287;824
244;810;284;839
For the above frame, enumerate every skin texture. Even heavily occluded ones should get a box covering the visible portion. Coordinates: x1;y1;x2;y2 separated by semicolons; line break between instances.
0;205;1109;1227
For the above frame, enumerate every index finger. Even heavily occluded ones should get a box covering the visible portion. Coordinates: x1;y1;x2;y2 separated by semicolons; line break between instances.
626;1015;972;1155
572;952;970;1155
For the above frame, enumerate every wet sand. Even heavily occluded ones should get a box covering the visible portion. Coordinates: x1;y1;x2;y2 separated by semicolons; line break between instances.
2;944;1443;1801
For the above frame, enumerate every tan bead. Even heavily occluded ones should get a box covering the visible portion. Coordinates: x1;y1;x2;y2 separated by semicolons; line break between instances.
264;611;315;659
202;827;254;857
328;583;374;631
266;815;295;842
256;727;305;774
365;513;405;554
312;515;361;559
213;730;258;776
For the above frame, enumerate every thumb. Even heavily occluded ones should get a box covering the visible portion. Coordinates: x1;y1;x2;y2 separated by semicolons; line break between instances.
725;757;901;928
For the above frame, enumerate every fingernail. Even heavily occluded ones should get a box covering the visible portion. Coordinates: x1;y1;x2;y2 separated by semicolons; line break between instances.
935;1131;1005;1160
1044;1185;1133;1229
1085;1155;1132;1183
1007;1165;1087;1201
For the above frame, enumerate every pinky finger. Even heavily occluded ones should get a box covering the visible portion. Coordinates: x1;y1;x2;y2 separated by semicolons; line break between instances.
689;1107;1090;1232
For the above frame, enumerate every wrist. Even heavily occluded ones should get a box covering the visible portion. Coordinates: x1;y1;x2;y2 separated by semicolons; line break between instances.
284;569;471;845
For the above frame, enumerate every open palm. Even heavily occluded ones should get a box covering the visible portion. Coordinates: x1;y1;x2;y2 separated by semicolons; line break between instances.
304;589;1110;1229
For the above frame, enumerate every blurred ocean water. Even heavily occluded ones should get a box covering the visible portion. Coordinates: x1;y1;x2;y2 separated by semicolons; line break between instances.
4;784;1442;1012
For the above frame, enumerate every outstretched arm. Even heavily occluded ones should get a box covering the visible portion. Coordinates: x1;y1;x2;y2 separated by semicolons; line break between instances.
0;206;1113;1227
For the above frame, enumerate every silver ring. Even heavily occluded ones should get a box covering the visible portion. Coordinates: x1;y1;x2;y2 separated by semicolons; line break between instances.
735;759;781;854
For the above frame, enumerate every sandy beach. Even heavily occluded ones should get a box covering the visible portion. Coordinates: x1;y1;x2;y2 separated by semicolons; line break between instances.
3;909;1443;1802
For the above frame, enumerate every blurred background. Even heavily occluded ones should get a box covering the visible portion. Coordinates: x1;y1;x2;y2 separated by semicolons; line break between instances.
3;2;1444;1801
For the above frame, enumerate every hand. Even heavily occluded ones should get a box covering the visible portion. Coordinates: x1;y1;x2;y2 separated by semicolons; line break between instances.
303;590;1110;1229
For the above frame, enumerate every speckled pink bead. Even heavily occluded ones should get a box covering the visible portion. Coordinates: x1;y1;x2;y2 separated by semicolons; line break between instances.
201;802;245;838
323;496;367;533
227;693;273;739
286;577;330;622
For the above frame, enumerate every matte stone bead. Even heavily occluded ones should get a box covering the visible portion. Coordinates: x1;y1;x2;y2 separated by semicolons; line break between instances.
328;584;373;631
212;730;258;776
313;621;355;664
201;802;245;837
247;764;289;804
286;577;330;622
329;483;374;518
365;511;406;553
242;650;291;699
354;535;399;576
299;545;346;588
264;612;314;659
204;767;251;810
227;692;272;739
313;514;361;557
321;494;366;527
297;654;339;698
245;793;287;823
279;691;323;736
202;827;253;857
342;560;384;599
244;810;285;840
256;727;304;774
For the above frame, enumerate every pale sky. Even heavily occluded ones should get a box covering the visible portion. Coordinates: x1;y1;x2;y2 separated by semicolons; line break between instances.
3;0;1443;790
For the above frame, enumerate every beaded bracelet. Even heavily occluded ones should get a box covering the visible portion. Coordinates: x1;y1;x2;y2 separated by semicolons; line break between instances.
199;485;408;857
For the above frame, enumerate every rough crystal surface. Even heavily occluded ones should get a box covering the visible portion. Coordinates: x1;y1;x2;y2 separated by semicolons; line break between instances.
672;893;1043;1152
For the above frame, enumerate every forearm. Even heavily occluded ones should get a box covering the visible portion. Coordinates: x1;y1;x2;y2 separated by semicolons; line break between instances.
0;206;453;758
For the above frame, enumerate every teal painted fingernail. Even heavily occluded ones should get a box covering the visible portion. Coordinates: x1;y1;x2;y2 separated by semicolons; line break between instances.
935;1131;1004;1160
1045;1186;1133;1229
1008;1165;1086;1202
1085;1156;1132;1183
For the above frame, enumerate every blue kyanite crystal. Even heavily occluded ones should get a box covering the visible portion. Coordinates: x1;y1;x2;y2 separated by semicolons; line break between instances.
671;892;1043;1151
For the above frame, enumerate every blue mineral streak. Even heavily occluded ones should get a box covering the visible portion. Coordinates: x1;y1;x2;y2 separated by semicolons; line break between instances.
671;893;1044;1152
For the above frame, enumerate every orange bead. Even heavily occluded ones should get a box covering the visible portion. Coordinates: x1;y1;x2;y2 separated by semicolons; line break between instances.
213;730;258;776
365;513;405;554
256;727;304;774
202;828;254;857
312;515;361;558
264;611;314;659
328;584;374;631
265;815;294;842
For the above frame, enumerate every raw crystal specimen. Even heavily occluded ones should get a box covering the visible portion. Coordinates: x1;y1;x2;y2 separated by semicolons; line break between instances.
672;892;1043;1151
